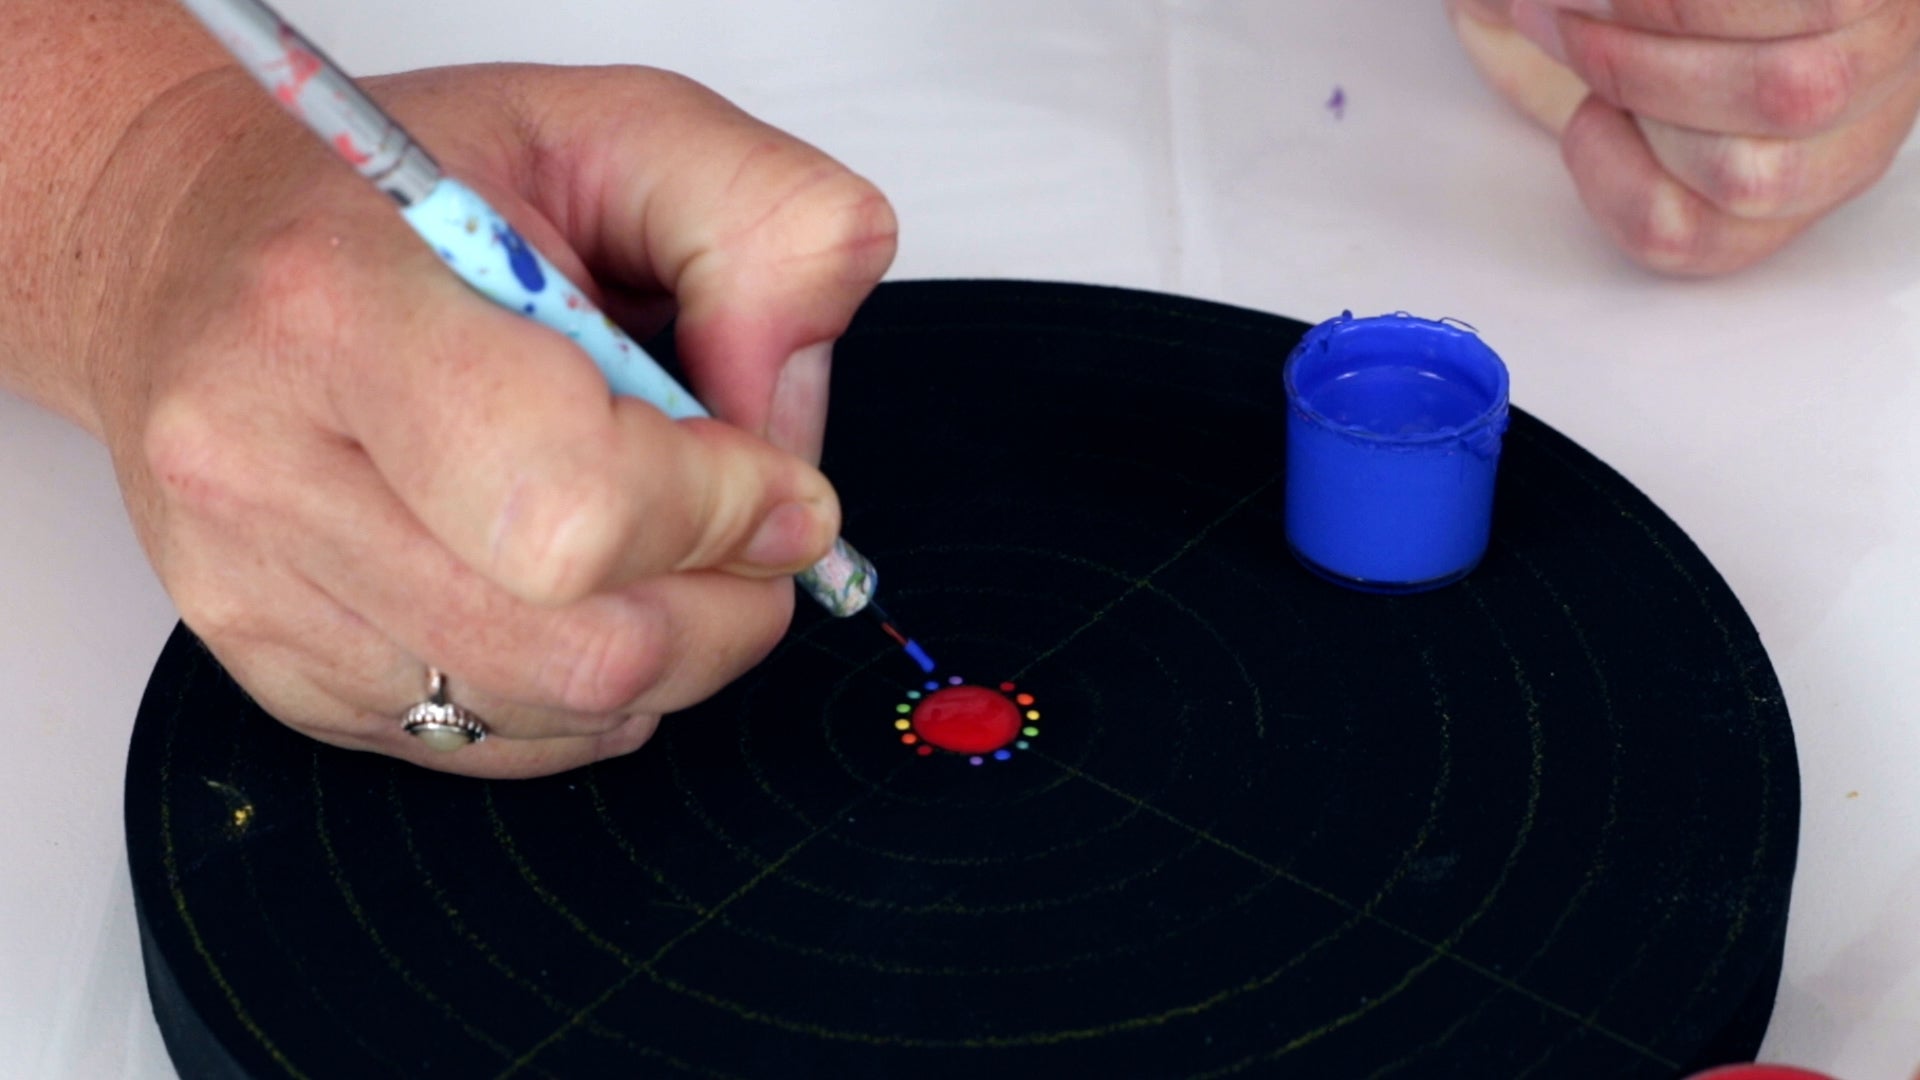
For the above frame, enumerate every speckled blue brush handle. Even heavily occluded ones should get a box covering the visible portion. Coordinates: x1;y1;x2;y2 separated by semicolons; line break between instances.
404;179;708;419
402;179;876;615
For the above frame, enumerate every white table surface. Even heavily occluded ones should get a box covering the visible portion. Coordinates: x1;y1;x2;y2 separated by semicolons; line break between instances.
6;3;1918;1077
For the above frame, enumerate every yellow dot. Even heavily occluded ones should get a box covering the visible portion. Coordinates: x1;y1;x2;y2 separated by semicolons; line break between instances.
1026;710;1040;721
895;719;911;731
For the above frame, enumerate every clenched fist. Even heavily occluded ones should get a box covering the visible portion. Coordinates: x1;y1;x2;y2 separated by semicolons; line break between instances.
1450;0;1920;274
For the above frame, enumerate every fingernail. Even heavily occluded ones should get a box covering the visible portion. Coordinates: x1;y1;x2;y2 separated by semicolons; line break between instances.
742;499;829;571
768;342;833;465
1510;0;1570;64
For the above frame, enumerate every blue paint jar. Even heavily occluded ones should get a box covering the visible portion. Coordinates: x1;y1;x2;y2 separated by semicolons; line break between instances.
1283;312;1510;593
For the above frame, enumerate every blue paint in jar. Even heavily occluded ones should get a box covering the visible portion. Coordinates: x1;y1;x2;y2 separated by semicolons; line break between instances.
1283;312;1510;593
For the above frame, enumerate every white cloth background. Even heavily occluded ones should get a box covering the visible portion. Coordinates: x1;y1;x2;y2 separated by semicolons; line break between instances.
5;3;1917;1076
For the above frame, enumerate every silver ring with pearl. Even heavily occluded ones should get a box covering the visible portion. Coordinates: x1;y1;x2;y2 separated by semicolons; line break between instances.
401;667;488;750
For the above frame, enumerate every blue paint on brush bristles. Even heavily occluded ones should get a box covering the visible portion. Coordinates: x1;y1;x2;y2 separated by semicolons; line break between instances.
866;600;939;674
903;640;937;674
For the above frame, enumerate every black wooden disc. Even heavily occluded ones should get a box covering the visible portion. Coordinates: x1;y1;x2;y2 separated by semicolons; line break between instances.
127;280;1798;1078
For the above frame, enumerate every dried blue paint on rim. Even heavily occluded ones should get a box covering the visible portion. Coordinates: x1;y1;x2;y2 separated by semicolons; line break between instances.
1283;311;1511;593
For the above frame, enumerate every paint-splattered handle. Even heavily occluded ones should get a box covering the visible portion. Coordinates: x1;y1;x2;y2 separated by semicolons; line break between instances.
797;539;878;618
176;0;440;204
402;179;877;615
403;179;709;419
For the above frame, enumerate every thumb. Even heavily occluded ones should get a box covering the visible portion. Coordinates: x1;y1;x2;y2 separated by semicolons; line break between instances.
332;281;843;607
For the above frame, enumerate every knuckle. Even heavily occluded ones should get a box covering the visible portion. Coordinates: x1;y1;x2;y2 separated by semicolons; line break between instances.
1573;34;1628;109
1624;180;1712;273
739;151;900;282
491;474;628;605
143;395;247;518
671;420;765;569
234;219;353;335
1754;44;1856;136
826;175;900;277
543;606;668;714
1696;137;1802;218
591;715;662;763
1646;0;1685;33
811;172;900;282
1823;0;1887;31
214;217;361;396
174;581;263;646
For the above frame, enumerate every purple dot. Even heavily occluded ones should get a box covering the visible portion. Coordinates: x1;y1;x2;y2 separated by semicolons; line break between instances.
968;756;984;766
948;675;964;686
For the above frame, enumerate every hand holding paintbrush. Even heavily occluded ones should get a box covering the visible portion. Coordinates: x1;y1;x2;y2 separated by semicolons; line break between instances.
0;0;896;775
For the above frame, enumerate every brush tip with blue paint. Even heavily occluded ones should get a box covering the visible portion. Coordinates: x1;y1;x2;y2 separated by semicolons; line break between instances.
867;600;939;675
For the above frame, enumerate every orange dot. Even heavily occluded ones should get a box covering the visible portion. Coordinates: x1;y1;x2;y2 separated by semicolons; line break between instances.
901;734;919;745
1015;694;1035;706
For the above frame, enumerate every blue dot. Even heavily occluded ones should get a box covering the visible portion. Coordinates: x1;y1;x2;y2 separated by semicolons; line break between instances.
522;303;535;314
924;681;939;692
993;749;1012;761
437;248;454;262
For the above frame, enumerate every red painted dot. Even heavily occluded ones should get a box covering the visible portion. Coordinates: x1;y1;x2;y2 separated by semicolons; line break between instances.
999;682;1017;692
911;685;1023;755
916;745;934;756
1689;1060;1835;1068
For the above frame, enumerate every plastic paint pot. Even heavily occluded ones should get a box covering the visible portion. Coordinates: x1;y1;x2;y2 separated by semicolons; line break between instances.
1283;312;1510;593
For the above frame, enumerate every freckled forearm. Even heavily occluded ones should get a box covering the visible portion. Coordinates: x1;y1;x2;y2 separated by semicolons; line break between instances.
0;0;228;428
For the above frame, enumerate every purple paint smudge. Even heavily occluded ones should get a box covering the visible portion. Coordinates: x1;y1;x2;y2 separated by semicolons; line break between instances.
1327;86;1347;120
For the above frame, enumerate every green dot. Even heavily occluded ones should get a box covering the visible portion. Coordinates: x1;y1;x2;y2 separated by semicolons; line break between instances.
896;704;912;714
1022;727;1039;737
